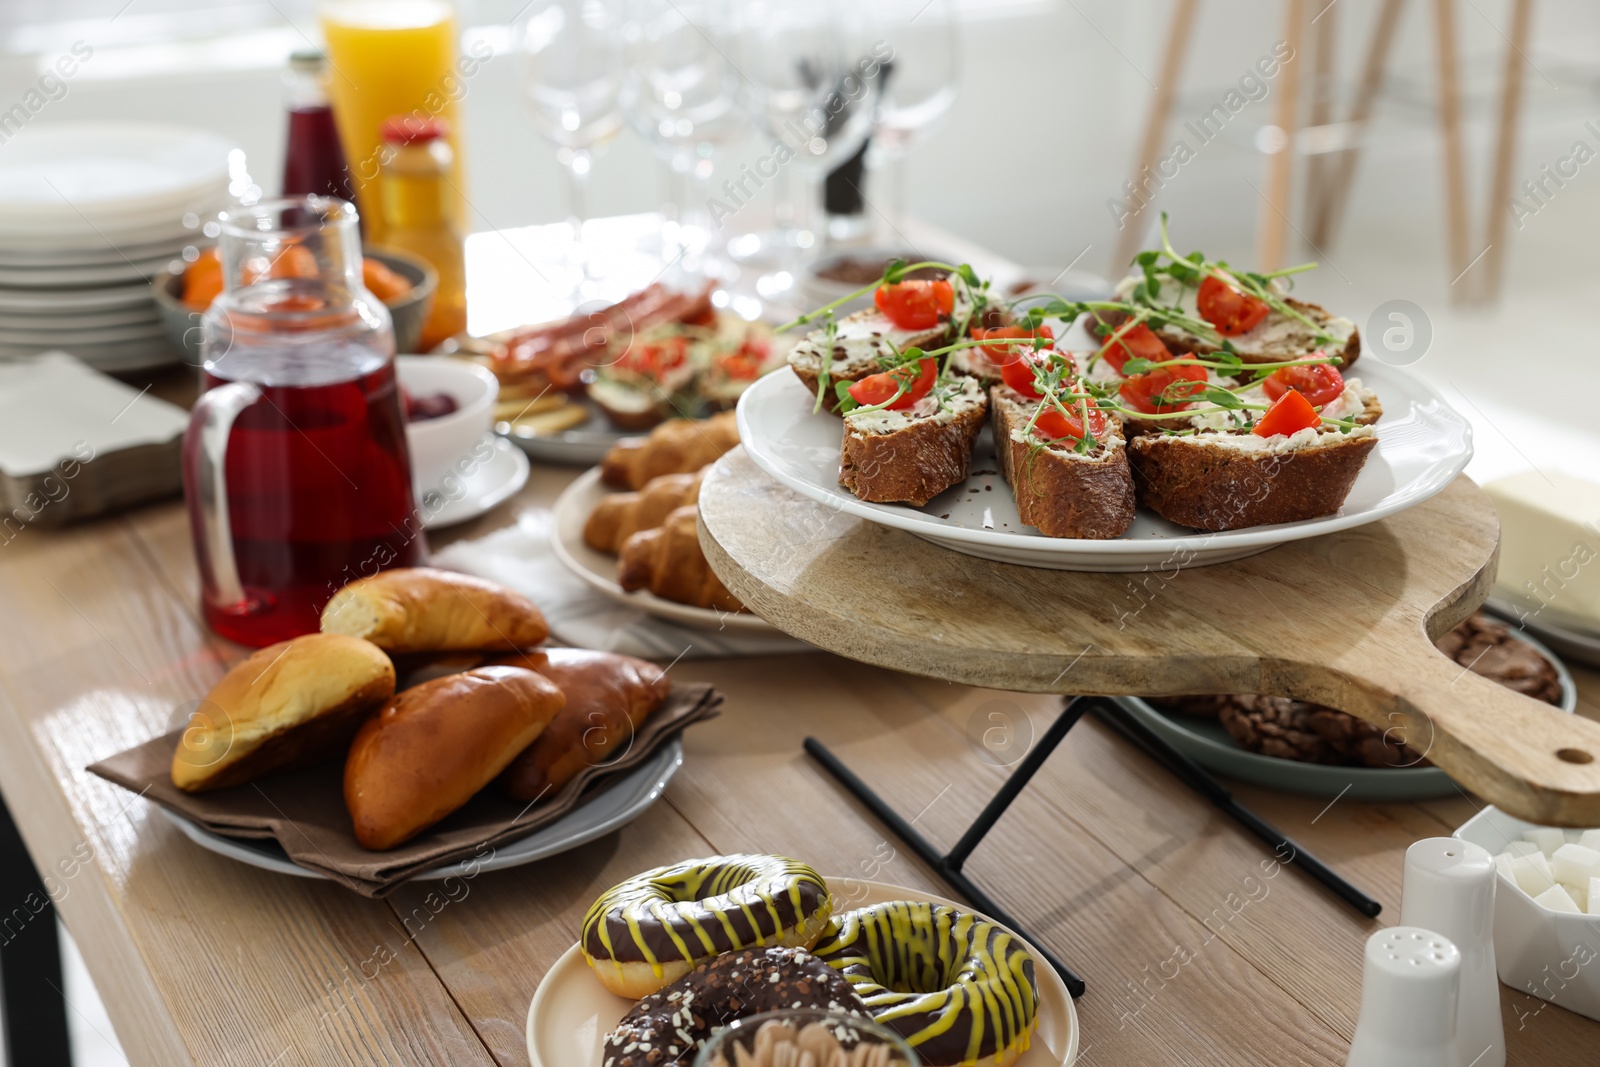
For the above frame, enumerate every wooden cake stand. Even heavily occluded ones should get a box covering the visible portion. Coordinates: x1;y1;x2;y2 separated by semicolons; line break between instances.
699;447;1600;827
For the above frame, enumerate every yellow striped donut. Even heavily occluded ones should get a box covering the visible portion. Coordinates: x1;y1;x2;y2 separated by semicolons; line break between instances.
580;854;833;998
813;901;1039;1067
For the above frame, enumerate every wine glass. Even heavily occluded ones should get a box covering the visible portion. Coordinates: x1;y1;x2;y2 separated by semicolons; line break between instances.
732;0;881;276
867;0;959;230
517;0;625;285
618;0;750;270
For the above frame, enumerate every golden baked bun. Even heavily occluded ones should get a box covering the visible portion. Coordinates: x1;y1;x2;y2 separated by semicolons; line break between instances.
343;666;565;850
583;469;705;554
599;411;739;490
171;634;395;793
490;649;671;801
618;506;743;612
321;567;548;654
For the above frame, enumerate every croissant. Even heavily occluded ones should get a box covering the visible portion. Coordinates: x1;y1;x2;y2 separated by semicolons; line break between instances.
617;506;744;612
584;469;705;554
599;410;739;490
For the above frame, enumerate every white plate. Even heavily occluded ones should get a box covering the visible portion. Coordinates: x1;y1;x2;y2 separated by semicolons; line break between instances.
0;306;161;329
0;123;233;224
420;434;530;528
160;737;683;882
0;254;180;288
525;878;1079;1067
551;465;784;634
736;359;1473;571
0;283;156;313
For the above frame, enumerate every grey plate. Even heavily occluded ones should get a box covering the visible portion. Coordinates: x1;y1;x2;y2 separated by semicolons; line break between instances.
1486;596;1600;669
497;395;633;466
160;738;683;881
1114;624;1576;800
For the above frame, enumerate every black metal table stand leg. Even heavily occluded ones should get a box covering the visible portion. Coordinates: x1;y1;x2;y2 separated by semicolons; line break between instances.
0;792;73;1067
804;696;1093;998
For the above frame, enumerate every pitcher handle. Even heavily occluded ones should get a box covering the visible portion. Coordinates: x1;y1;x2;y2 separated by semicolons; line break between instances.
182;382;261;612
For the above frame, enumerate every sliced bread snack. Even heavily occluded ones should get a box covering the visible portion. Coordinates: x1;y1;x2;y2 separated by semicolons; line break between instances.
788;307;954;414
991;381;1136;539
837;358;988;507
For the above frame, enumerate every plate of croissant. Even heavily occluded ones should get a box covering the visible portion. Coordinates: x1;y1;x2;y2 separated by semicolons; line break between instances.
552;411;782;634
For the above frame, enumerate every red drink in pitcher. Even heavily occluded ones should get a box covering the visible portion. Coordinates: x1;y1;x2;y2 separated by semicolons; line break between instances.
184;196;425;647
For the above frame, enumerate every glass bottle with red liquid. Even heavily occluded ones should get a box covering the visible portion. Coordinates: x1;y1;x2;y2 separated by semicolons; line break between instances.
183;196;425;647
281;50;360;226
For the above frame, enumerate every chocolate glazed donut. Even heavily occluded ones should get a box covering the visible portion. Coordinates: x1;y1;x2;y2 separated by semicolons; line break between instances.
582;854;833;999
814;901;1040;1067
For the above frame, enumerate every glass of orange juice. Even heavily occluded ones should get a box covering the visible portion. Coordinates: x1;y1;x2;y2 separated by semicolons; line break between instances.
319;0;467;245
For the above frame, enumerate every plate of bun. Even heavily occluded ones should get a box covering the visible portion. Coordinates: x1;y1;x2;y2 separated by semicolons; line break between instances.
551;411;782;634
742;225;1472;571
527;853;1079;1067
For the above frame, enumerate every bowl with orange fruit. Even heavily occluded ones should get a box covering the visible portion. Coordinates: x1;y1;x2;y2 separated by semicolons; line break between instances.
152;244;438;361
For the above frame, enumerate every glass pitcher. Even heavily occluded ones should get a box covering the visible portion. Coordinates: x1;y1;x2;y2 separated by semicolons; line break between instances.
183;195;426;647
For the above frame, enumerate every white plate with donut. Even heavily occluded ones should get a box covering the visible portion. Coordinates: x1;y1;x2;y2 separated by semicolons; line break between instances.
524;877;1080;1066
552;466;788;635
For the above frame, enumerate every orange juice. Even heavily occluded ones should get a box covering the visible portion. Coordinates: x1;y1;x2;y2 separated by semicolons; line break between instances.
320;0;467;244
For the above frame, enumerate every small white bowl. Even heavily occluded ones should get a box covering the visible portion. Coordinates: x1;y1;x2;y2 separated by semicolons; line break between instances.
396;355;497;501
1454;805;1600;1021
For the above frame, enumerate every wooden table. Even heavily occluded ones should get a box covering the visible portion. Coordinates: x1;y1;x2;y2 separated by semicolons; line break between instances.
0;458;1597;1067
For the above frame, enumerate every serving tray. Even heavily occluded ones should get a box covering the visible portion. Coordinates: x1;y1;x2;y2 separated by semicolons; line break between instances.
697;447;1600;826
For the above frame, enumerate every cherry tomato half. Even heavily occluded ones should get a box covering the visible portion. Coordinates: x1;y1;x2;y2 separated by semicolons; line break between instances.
1099;320;1170;374
1001;349;1068;399
971;324;1054;368
1197;275;1270;336
848;357;936;410
1253;388;1321;437
1034;403;1112;444
1118;360;1207;415
874;279;955;331
1262;362;1344;407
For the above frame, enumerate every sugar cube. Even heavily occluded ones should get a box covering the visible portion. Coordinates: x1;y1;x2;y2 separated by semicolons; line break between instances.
1495;853;1517;884
1507;841;1540;857
1590;878;1600;917
1551;843;1600;888
1524;828;1566;856
1534;883;1583;914
1510;852;1556;897
1580;830;1600;853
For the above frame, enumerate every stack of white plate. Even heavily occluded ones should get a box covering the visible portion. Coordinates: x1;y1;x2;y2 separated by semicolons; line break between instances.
0;123;239;373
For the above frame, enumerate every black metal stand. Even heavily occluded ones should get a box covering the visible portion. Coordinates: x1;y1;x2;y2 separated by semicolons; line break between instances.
0;792;73;1067
805;695;1383;1001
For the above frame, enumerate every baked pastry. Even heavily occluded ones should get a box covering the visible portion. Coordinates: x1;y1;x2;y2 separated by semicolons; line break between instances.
599;410;740;490
990;380;1135;538
321;567;548;654
582;854;833;998
814;900;1039;1067
343;666;564;849
171;633;395;793
603;947;866;1067
617;506;744;612
583;469;705;554
491;648;671;801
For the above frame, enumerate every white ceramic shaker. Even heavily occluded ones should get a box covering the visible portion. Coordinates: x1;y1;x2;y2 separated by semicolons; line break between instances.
1400;838;1505;1067
1346;926;1462;1067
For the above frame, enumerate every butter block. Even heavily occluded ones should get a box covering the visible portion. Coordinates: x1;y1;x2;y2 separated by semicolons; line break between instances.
1534;883;1583;914
1485;471;1600;631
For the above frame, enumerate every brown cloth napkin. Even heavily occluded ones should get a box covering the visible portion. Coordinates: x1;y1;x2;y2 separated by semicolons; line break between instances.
87;684;720;897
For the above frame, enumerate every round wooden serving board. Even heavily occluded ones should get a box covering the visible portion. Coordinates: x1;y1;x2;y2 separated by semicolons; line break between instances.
698;447;1600;826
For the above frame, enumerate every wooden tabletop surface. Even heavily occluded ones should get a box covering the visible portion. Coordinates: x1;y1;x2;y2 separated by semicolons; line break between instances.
0;456;1596;1066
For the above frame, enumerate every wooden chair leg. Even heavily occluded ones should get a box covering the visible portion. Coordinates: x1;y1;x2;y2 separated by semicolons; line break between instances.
1433;0;1473;296
1310;0;1406;249
1111;0;1199;275
1257;0;1306;271
1478;0;1535;302
1305;1;1340;232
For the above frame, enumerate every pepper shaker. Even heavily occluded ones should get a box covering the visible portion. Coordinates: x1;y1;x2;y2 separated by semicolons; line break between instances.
1346;926;1462;1067
1401;838;1505;1067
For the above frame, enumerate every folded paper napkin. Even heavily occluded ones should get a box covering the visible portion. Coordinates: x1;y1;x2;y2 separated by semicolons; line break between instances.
87;684;721;897
432;508;809;659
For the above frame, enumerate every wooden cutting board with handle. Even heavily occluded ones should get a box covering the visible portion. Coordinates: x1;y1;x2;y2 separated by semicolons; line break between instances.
698;447;1600;826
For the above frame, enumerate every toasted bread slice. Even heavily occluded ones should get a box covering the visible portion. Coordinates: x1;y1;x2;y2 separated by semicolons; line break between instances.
788;308;953;415
990;385;1136;539
1128;425;1377;531
839;377;988;506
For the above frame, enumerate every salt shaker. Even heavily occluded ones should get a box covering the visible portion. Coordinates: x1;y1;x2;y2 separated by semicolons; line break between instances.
1346;926;1462;1067
1400;838;1505;1067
